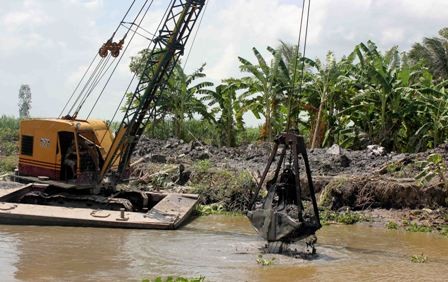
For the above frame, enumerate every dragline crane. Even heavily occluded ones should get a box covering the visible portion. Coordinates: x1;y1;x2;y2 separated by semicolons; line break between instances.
10;0;320;250
18;0;206;191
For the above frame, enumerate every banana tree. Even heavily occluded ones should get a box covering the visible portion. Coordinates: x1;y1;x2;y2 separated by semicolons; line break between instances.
344;41;417;151
414;77;448;150
301;52;357;148
237;47;286;141
274;42;313;131
128;49;214;139
201;81;240;147
164;64;214;139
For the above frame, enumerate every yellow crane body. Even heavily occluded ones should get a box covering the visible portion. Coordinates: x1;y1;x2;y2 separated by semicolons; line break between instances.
18;118;116;185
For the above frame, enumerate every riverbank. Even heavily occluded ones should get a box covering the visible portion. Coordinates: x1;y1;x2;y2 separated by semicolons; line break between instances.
128;137;448;236
0;136;446;235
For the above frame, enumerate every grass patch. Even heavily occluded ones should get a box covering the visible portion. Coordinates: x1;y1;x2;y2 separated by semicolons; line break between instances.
318;177;349;207
256;255;275;266
193;160;212;173
410;253;427;263
386;221;399;230
320;209;365;225
0;156;17;173
190;168;255;212
143;276;205;282
439;225;448;237
404;222;433;233
195;204;241;216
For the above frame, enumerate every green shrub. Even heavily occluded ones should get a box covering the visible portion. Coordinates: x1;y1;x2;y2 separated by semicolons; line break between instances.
0;156;17;173
1;141;18;156
0;115;19;130
193;160;212;173
405;222;432;233
237;127;260;145
386;221;399;230
439;225;448;237
410;253;427;263
415;153;448;188
337;211;363;224
0;116;19;156
196;204;224;215
144;119;260;146
320;209;364;225
256;255;276;266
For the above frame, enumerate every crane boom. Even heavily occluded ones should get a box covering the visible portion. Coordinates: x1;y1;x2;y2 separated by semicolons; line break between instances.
99;0;206;184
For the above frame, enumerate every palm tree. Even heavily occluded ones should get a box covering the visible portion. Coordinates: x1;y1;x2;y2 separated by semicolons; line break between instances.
409;27;448;81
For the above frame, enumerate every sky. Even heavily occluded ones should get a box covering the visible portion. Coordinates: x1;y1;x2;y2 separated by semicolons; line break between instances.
1;0;448;125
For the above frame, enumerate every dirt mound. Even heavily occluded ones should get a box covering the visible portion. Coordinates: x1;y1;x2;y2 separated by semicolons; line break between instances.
319;176;448;210
131;137;448;212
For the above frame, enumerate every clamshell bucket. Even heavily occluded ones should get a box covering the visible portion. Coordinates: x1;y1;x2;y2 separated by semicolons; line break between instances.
247;131;321;243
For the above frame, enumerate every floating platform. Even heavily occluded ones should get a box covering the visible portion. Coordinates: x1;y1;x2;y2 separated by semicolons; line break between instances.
0;184;198;229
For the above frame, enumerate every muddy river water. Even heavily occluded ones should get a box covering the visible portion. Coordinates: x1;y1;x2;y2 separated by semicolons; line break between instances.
0;215;446;281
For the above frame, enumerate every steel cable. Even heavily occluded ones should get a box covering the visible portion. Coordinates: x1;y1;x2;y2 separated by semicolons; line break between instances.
99;0;175;144
65;0;149;118
286;0;311;131
73;54;113;118
66;56;106;116
58;53;98;118
182;0;209;70
86;0;156;119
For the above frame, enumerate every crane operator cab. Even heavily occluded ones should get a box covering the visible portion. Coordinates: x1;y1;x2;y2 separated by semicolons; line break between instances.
17;118;116;187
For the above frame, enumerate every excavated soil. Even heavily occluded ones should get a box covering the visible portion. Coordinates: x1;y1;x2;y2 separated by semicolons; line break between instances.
1;137;446;229
129;137;448;229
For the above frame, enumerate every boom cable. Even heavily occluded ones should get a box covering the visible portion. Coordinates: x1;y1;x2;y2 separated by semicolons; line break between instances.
61;0;137;118
286;0;312;131
66;56;107;116
182;0;209;69
58;53;98;118
99;0;175;145
86;0;155;119
112;0;137;38
72;54;113;117
61;0;152;119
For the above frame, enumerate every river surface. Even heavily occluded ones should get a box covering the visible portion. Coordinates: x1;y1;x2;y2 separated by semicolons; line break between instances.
0;215;446;282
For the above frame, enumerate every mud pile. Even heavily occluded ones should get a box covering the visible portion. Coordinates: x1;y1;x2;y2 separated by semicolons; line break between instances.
130;137;448;212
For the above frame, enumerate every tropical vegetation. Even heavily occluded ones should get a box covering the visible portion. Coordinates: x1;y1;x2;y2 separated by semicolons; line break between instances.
2;28;448;155
126;27;448;153
0;115;19;173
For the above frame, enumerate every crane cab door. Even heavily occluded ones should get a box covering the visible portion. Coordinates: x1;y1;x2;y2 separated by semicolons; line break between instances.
57;131;77;181
57;131;100;184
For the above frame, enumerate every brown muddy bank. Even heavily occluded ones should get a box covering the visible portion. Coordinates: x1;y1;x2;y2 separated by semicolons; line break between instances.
129;137;448;232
